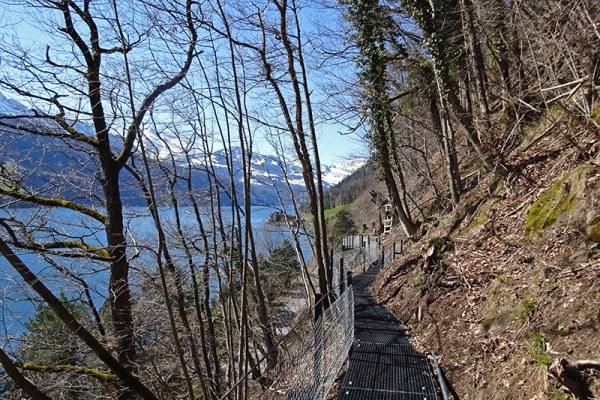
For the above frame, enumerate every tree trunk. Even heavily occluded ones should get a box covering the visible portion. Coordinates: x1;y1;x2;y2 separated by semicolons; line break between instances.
430;95;462;206
377;118;417;237
462;0;491;130
102;166;136;375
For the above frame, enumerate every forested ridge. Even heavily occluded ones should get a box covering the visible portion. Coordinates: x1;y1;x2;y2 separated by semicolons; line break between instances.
0;0;599;399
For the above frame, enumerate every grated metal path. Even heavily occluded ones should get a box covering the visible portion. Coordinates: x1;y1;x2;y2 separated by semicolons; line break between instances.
338;264;438;400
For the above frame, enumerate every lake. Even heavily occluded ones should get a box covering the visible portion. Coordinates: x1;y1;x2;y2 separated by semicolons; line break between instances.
0;205;312;336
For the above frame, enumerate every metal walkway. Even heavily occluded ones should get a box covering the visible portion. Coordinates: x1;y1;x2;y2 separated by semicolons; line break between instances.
338;264;438;400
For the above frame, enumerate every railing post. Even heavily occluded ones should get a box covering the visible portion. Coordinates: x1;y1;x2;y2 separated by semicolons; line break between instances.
330;248;334;268
314;293;323;322
328;247;333;295
340;266;346;294
327;262;333;295
392;240;402;256
347;270;352;288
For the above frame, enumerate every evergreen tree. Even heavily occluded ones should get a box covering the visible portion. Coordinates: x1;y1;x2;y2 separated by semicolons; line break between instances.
329;209;357;248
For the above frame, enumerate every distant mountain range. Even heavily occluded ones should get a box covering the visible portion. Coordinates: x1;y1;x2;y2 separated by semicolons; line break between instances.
0;91;366;208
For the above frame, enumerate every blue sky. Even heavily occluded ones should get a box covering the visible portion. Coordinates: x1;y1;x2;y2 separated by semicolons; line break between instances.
0;1;368;167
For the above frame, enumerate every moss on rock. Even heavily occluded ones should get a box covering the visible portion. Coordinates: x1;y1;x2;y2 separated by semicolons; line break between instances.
588;216;600;242
525;166;594;240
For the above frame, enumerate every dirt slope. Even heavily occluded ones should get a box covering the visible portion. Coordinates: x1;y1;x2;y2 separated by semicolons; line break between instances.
367;129;600;399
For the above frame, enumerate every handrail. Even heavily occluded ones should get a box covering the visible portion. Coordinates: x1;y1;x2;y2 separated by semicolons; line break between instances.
219;279;350;400
430;349;449;400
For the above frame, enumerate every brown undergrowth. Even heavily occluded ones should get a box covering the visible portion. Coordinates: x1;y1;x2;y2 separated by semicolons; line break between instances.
370;131;600;399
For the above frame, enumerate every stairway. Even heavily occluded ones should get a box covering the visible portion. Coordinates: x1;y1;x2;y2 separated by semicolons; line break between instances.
383;204;393;234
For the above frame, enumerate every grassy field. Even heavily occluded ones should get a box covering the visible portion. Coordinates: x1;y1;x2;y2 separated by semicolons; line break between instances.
324;205;344;219
302;205;345;222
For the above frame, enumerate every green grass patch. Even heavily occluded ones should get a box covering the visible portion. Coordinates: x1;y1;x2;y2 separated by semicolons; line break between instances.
324;205;345;219
545;389;570;400
463;208;488;233
303;204;346;223
528;332;551;366
515;298;536;323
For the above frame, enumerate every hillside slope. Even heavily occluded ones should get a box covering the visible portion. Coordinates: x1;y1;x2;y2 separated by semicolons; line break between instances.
339;118;600;399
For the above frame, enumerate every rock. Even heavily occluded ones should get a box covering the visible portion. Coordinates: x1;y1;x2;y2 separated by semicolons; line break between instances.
268;211;302;227
586;213;600;242
586;211;599;225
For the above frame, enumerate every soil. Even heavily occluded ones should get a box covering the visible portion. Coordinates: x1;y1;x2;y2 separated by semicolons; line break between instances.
366;129;600;399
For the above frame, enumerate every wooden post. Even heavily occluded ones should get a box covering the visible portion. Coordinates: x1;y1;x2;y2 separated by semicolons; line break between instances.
340;266;346;295
329;249;333;289
327;263;333;294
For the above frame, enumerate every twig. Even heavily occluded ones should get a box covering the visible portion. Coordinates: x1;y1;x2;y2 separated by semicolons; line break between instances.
520;121;560;153
541;77;588;92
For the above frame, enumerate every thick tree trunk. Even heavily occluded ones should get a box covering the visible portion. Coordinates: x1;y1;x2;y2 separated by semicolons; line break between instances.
292;0;331;285
102;166;136;375
446;89;501;173
458;50;474;119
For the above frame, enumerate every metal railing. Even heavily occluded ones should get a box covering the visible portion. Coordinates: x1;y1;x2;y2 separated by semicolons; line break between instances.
219;234;391;400
339;234;380;271
430;349;450;400
219;280;354;400
264;286;354;400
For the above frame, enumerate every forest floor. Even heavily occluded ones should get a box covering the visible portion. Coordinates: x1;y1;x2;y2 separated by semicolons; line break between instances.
360;126;600;399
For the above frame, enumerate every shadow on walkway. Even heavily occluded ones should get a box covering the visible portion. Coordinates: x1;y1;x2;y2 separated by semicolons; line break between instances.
338;264;438;400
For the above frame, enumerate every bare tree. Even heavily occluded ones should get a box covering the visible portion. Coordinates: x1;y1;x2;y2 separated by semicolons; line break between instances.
0;1;197;398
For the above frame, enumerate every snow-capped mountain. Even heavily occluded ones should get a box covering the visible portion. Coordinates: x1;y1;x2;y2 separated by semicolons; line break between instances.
0;91;365;207
322;158;368;187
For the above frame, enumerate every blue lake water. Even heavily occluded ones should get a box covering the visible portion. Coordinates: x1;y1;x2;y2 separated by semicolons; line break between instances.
0;205;311;336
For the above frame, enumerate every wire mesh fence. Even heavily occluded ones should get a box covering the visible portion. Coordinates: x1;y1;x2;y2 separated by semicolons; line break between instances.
219;234;388;400
219;284;354;400
338;235;380;270
258;286;354;400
